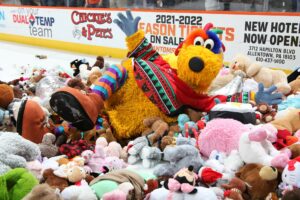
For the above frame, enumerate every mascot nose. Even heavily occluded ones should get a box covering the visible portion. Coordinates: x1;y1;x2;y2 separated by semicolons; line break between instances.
189;57;204;72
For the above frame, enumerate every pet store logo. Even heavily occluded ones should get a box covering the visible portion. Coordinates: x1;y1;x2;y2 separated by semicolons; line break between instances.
28;14;55;38
71;11;113;41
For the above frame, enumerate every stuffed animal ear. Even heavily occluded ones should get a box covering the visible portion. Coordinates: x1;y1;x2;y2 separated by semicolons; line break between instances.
175;41;184;56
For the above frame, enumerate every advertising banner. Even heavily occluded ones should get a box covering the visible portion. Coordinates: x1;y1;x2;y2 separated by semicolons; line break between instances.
0;6;299;71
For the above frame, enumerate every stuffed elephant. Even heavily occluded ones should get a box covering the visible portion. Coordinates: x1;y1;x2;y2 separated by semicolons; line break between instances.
153;136;204;177
0;131;41;175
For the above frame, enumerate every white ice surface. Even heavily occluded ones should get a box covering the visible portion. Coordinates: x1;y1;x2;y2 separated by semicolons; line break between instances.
0;40;121;82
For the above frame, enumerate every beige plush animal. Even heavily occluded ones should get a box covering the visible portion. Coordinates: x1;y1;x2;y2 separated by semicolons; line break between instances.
230;54;291;94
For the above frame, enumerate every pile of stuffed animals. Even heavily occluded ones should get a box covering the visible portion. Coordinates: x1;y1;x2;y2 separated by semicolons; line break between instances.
0;10;300;200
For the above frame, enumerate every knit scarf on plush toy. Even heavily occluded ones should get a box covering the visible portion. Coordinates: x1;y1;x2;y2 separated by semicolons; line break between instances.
133;56;228;115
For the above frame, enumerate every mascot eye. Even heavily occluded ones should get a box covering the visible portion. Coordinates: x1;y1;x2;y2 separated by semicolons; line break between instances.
204;39;214;50
193;37;204;46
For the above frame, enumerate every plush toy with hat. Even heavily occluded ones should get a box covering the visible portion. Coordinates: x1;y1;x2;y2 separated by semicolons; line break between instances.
203;150;244;182
238;124;291;168
50;10;282;141
279;156;300;194
0;168;39;200
198;118;250;157
198;166;223;186
0;131;41;175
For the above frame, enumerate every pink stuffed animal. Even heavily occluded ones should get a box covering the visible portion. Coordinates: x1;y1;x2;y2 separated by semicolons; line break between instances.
102;182;134;200
81;142;105;173
198;118;250;157
100;156;127;174
239;124;291;168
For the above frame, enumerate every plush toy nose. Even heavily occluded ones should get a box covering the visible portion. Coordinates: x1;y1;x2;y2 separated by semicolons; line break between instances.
189;57;204;72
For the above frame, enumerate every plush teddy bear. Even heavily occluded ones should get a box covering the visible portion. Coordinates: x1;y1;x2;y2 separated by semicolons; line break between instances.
67;78;88;91
0;131;41;175
254;102;278;124
270;108;300;134
86;69;102;87
236;163;279;200
22;183;63;200
153;136;204;177
0;84;14;109
142;116;170;145
238;124;290;168
42;168;69;191
230;54;291;95
50;11;282;141
288;143;300;159
38;133;58;158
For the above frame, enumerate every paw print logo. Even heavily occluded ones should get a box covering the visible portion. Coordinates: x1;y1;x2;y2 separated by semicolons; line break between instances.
73;27;81;40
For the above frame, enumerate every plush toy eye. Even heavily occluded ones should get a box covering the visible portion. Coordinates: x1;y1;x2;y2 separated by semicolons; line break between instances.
204;39;214;50
193;37;204;46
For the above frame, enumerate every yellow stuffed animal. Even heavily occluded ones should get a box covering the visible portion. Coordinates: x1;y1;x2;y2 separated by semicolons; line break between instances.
50;11;281;140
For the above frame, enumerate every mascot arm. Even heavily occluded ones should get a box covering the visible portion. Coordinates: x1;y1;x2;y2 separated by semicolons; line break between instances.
126;30;160;62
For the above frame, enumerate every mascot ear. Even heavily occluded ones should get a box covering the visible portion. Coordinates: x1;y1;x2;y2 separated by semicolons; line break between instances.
175;41;184;56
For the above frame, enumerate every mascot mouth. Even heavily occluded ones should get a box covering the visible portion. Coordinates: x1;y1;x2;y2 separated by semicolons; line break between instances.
189;57;204;72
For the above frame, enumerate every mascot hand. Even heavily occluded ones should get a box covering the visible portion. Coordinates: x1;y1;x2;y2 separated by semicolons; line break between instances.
255;83;283;105
113;10;141;36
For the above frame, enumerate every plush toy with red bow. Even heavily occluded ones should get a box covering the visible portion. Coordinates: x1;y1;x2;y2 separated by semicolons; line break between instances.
279;156;300;195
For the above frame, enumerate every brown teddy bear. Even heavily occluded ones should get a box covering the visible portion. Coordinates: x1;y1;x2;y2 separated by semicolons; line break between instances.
0;84;14;109
230;54;291;95
271;108;300;133
288;143;300;159
42;168;69;191
235;163;279;200
142;116;169;145
289;75;300;94
254;103;277;124
86;70;102;86
67;78;88;91
22;183;63;200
